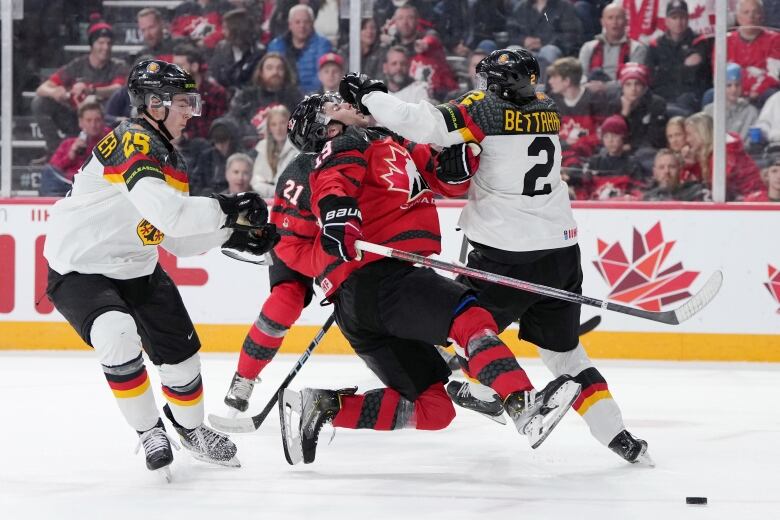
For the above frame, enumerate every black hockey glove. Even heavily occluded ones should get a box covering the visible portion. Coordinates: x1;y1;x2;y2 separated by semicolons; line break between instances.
213;192;269;230
222;224;280;256
318;195;363;261
436;142;482;184
339;73;388;116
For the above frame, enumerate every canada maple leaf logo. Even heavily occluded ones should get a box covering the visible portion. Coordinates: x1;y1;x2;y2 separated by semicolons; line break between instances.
764;264;780;314
593;222;699;311
379;143;430;203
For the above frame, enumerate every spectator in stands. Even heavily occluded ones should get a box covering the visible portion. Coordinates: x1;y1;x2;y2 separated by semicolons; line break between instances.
227;52;303;143
190;117;241;195
251;105;296;197
136;7;178;62
606;62;668;151
268;0;317;39
268;4;332;94
170;0;226;50
338;18;384;80
682;112;764;200
209;8;264;92
647;0;711;116
38;102;110;197
508;0;584;60
579;3;647;82
317;52;344;93
665;116;688;153
755;90;780;145
642;148;706;200
314;0;341;47
32;16;128;158
726;0;780;105
382;5;458;100
744;149;780;201
172;44;228;140
583;114;645;199
432;0;508;56
704;63;758;143
221;152;254;195
374;0;437;30
547;57;608;161
382;45;432;103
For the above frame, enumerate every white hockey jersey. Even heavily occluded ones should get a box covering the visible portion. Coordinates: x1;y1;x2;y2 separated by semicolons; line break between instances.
363;89;578;252
44;118;230;279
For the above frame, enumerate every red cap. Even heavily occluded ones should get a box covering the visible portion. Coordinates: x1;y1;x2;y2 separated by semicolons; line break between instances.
618;63;650;86
601;115;629;136
318;52;345;69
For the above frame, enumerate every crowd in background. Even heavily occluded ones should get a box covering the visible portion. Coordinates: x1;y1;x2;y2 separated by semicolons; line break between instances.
17;0;780;202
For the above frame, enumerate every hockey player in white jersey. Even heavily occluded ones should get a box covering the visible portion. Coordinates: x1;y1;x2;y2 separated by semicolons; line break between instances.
339;49;652;465
43;60;279;479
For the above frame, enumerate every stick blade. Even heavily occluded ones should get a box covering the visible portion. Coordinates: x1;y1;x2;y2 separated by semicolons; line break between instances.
671;270;723;324
208;412;258;433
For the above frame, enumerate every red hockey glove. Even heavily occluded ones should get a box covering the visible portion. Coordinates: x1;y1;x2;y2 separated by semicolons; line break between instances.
435;142;482;184
318;195;363;261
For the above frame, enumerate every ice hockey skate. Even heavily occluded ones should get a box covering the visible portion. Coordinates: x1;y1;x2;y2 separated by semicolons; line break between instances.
279;387;355;465
163;405;240;467
224;372;260;414
504;375;581;449
446;380;507;424
135;418;179;483
609;430;655;467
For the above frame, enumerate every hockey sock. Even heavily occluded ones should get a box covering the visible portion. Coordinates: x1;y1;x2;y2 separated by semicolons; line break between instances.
448;306;532;399
571;367;625;446
332;384;455;431
101;353;160;432
159;354;204;429
237;281;307;379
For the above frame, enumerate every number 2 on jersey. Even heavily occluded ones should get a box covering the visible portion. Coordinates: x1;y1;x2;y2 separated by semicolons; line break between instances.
283;180;304;205
522;136;555;197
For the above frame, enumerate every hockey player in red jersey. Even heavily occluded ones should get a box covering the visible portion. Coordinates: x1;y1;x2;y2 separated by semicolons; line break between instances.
277;93;582;465
339;48;653;465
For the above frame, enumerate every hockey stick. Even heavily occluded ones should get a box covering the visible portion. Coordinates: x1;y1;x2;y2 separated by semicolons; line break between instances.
209;313;336;433
578;315;601;335
355;241;722;325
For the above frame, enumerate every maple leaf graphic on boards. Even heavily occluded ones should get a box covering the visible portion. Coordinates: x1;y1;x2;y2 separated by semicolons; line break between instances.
764;264;780;314
593;222;699;311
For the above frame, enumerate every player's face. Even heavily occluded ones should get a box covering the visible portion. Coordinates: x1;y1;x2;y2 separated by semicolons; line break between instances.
138;14;164;47
225;160;252;193
653;153;680;188
322;102;369;128
666;123;686;151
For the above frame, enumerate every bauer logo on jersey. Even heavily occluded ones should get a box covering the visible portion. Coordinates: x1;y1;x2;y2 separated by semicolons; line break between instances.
593;222;699;311
379;143;431;207
137;219;164;246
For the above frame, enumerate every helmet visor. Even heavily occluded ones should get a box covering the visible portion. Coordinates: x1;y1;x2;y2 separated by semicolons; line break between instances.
165;93;202;117
475;72;488;91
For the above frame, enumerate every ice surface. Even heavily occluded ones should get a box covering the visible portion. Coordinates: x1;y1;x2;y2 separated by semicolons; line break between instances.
1;351;779;520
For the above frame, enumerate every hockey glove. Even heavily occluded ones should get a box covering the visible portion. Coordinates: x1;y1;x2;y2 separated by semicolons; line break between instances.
318;195;362;261
213;192;269;230
222;224;281;256
339;73;388;116
436;142;482;184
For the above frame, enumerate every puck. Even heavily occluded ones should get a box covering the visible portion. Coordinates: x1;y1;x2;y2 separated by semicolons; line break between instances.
686;497;707;505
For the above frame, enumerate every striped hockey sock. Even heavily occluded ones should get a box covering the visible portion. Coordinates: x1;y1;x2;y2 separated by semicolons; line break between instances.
572;367;625;446
162;374;204;430
102;353;159;432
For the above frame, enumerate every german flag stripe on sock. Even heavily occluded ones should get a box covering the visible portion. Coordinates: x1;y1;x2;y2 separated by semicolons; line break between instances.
572;367;612;415
104;367;150;399
162;376;203;407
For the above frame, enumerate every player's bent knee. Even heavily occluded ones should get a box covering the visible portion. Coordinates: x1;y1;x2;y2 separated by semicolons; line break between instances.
414;383;456;430
158;352;201;387
538;343;593;377
89;311;142;366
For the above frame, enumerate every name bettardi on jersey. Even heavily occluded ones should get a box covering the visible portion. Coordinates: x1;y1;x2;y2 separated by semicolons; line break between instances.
437;90;578;251
44;118;225;279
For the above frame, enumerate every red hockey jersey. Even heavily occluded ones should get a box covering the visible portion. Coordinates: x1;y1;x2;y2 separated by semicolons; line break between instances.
300;127;469;296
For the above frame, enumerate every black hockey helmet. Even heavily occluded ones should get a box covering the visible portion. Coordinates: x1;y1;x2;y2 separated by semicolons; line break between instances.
287;92;343;152
475;48;540;103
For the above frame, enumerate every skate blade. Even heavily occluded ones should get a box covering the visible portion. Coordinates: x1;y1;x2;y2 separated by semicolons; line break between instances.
479;410;508;425
208;413;256;434
526;380;582;449
189;451;241;468
279;388;304;465
156;466;173;483
635;447;656;468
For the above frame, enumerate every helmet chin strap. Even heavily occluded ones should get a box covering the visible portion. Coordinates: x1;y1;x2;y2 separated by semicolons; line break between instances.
141;106;175;141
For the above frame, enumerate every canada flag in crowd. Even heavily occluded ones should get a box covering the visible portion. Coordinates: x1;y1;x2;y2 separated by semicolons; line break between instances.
593;222;699;311
764;264;780;314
